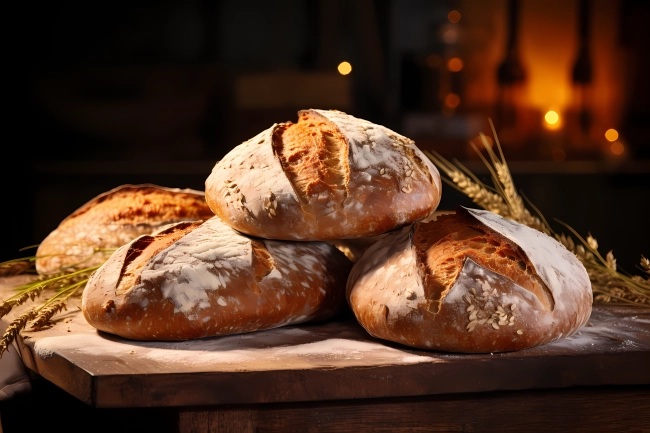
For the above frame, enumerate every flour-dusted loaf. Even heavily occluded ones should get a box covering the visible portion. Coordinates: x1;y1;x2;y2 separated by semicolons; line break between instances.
82;216;351;340
36;184;214;275
205;109;442;240
347;207;592;353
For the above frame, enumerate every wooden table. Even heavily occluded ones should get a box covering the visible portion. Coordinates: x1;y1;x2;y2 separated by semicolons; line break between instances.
3;277;650;432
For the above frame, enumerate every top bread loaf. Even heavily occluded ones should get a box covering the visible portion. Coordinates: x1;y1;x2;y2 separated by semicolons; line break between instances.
206;109;442;240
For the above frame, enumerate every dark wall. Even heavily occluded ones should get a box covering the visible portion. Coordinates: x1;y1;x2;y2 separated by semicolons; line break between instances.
3;1;650;271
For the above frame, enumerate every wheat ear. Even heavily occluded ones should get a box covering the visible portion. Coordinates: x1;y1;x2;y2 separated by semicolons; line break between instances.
423;119;649;306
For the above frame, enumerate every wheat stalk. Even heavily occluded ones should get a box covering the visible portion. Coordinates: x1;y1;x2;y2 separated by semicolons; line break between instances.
0;264;102;320
424;120;650;306
0;278;88;358
0;247;113;320
29;279;86;331
425;149;510;216
0;248;115;357
0;309;39;356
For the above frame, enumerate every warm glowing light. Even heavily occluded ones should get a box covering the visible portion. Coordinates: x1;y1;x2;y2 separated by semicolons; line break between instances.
610;141;624;155
445;93;460;108
337;61;352;75
448;10;461;23
442;28;458;44
447;57;464;72
552;149;566;162
605;128;619;142
545;110;559;125
426;54;441;69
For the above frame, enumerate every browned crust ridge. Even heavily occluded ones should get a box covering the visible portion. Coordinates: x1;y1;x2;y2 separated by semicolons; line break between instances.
35;184;214;275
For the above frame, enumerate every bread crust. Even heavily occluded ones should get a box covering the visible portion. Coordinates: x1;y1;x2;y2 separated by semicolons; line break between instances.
205;109;442;240
35;184;214;275
82;217;352;340
346;208;592;353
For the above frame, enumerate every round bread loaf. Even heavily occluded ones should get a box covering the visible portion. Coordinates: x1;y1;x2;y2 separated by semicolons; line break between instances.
82;216;351;340
205;109;442;240
346;207;592;353
36;184;214;276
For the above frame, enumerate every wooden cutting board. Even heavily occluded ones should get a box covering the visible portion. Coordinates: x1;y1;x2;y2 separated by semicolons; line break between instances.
3;276;650;409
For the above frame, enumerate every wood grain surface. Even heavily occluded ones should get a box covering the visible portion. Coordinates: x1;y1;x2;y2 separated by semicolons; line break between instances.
177;386;650;433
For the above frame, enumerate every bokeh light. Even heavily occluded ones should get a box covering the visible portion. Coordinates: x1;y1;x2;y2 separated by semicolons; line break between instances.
445;93;460;108
610;141;624;155
552;149;566;162
337;61;352;75
448;10;461;23
545;110;559;125
447;57;464;72
605;128;619;142
442;28;458;44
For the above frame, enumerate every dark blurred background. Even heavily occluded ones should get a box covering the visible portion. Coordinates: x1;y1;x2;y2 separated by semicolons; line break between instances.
3;0;649;269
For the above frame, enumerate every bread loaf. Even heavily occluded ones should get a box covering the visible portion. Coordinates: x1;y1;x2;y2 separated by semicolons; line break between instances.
82;216;351;340
36;184;214;275
346;207;592;352
205;109;442;240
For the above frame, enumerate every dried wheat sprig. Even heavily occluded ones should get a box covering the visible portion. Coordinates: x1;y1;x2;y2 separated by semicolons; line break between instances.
0;280;49;320
0;309;39;357
544;227;645;305
640;255;650;275
55;248;115;274
589;261;650;305
0;264;102;320
29;280;85;331
29;301;69;331
423;120;649;306
472;123;553;235
554;219;649;297
0;255;37;278
0;256;37;266
0;279;89;357
0;249;113;357
425;149;510;215
0;289;44;320
0;247;113;275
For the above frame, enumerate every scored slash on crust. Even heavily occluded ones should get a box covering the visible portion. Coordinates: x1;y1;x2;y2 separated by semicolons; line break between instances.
464;283;518;333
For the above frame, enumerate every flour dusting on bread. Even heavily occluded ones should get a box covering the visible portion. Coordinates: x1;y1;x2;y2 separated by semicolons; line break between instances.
139;218;252;315
82;216;351;340
466;208;591;319
205;109;442;240
347;208;592;352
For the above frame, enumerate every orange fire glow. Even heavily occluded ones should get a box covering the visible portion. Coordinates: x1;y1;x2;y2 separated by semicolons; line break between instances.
448;58;464;72
545;110;559;124
544;110;561;130
445;93;461;108
605;129;619;142
610;141;624;155
448;10;461;23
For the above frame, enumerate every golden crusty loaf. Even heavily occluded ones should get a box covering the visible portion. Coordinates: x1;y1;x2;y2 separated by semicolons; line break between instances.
347;207;592;353
82;216;351;340
205;109;442;240
36;184;214;275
